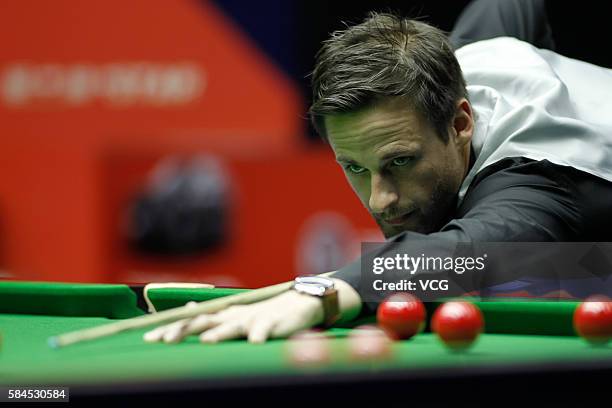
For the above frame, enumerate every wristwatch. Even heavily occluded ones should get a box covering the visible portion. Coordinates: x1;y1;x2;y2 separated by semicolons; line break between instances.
292;276;340;327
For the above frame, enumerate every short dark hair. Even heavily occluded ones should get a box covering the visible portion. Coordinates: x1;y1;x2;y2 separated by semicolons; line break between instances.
309;12;468;142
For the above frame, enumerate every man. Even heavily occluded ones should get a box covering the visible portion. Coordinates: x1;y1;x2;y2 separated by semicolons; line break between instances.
144;0;612;344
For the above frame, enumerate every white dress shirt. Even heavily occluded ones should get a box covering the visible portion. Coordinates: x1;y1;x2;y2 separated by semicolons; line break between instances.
456;37;612;203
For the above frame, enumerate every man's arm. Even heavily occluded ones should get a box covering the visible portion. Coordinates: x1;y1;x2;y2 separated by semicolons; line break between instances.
144;158;612;343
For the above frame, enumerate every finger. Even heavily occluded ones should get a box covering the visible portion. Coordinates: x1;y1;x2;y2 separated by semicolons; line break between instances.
199;321;244;343
162;318;195;343
143;301;200;343
144;318;191;343
169;314;219;341
143;325;168;343
164;305;245;343
247;318;276;344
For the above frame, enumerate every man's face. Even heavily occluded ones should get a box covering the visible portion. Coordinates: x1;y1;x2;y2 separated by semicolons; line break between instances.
325;97;472;238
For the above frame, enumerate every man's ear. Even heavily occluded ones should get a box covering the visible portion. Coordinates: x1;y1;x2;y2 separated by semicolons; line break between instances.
451;99;473;149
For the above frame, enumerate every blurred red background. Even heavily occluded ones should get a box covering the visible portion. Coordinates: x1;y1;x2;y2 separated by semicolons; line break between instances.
0;0;381;287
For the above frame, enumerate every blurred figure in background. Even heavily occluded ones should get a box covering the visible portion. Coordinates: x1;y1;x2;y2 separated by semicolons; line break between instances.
128;155;230;256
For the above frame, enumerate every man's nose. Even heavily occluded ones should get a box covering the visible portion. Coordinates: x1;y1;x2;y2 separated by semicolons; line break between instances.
369;173;399;214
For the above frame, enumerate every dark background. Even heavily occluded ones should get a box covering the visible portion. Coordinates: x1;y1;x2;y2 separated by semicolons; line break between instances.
211;0;610;138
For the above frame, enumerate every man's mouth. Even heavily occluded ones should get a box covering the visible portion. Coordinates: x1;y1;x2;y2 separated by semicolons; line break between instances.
382;211;414;226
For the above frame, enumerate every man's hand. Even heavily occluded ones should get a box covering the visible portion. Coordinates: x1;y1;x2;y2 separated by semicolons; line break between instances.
143;278;362;344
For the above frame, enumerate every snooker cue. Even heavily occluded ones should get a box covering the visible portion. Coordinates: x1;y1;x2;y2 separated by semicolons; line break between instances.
48;271;335;348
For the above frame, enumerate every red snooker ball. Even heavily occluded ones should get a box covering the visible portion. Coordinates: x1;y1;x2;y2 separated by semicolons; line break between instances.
432;301;484;351
286;330;331;366
376;293;426;340
347;325;393;361
573;296;612;345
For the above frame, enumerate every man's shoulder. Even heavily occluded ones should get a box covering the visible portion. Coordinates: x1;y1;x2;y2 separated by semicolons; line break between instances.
455;36;541;67
457;157;612;240
460;157;612;213
469;157;569;187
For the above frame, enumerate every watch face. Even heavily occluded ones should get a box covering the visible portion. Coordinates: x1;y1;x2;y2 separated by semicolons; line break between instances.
295;276;334;289
293;282;326;296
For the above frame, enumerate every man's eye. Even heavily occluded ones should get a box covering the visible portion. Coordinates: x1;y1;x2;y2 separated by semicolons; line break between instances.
346;164;367;174
391;157;412;167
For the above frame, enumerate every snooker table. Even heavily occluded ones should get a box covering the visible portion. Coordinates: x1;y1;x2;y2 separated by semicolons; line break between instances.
1;281;611;405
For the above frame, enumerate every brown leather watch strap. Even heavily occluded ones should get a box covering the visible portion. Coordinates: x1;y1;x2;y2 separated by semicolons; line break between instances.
320;287;340;327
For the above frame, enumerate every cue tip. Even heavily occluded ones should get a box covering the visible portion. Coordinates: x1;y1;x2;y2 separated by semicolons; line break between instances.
47;336;60;349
